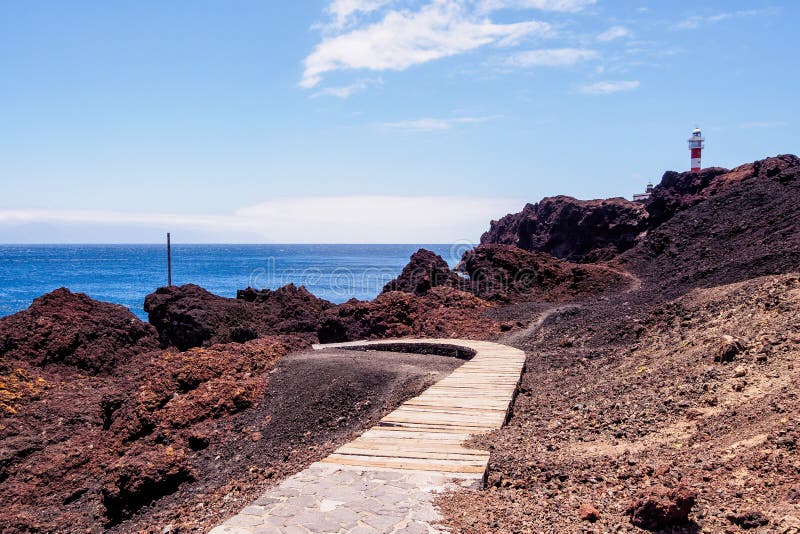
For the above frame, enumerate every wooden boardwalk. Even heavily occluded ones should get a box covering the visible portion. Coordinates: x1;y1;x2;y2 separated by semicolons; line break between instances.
210;338;525;533
312;339;526;484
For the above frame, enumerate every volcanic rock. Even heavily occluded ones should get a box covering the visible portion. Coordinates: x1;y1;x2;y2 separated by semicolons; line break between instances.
646;154;800;227
0;288;159;374
626;485;696;530
144;283;332;350
578;503;600;522
727;511;770;529
382;249;461;296
480;196;648;262
317;286;499;343
461;244;628;302
714;335;745;363
625;155;800;295
101;445;194;524
0;334;303;530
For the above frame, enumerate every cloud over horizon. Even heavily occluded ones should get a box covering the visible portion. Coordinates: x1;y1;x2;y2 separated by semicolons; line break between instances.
0;195;527;244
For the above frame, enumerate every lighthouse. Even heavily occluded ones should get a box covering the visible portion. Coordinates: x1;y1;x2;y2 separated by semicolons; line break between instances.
688;127;704;172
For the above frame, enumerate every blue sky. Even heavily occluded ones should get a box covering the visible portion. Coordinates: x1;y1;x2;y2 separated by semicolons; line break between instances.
1;0;797;243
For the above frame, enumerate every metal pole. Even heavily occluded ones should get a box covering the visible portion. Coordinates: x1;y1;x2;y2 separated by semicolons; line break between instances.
167;232;172;287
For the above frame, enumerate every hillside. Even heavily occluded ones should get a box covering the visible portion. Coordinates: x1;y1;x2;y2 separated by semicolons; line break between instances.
437;155;800;532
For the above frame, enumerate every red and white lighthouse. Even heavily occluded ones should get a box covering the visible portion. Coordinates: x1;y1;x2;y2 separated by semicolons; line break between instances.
688;127;704;172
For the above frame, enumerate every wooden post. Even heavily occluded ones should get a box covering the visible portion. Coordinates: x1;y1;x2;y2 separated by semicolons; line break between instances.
167;232;172;287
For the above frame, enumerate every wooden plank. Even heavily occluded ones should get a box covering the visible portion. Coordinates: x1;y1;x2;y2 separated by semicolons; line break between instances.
311;338;525;479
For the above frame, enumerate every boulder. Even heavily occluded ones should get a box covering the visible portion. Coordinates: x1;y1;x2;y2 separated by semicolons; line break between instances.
0;288;159;374
382;249;461;296
318;286;499;343
626;485;696;530
144;283;331;350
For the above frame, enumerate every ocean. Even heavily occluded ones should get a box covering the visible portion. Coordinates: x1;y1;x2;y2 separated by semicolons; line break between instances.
0;244;466;320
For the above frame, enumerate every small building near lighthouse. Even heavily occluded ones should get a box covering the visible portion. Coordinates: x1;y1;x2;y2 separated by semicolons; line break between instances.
633;182;654;202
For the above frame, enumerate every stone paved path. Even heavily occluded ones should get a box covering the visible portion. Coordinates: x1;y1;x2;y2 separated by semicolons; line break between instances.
210;339;525;534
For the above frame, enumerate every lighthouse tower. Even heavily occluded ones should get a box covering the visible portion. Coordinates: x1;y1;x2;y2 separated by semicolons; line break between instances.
688;127;704;172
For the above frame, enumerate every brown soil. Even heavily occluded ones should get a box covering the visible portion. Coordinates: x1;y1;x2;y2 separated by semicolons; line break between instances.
436;273;800;533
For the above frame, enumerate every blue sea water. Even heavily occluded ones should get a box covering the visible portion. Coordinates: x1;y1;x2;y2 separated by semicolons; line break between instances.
0;244;464;320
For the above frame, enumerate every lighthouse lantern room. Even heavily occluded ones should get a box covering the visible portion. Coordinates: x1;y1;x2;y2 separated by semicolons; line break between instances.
688;127;704;172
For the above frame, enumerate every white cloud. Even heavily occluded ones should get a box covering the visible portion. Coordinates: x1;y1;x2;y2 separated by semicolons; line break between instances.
578;79;640;94
326;0;393;29
301;0;551;88
0;196;525;243
740;121;786;129
379;115;500;131
597;25;631;42
503;48;598;67
478;0;596;13
674;9;767;30
312;77;383;98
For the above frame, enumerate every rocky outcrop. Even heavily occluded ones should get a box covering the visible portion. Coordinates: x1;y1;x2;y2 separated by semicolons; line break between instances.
144;283;332;350
0;288;159;374
382;249;461;296
646;154;800;227
236;283;334;332
318;286;499;343
626;485;696;530
0;334;303;529
481;196;648;263
625;154;800;295
461;244;629;302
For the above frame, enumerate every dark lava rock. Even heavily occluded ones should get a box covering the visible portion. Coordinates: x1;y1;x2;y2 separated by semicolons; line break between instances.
382;248;461;296
318;286;499;343
145;283;332;350
646;167;730;227
647;154;800;228
101;445;194;524
626;485;696;530
726;511;770;529
480;196;648;263
0;288;159;374
714;335;746;363
461;244;628;302
624;154;800;296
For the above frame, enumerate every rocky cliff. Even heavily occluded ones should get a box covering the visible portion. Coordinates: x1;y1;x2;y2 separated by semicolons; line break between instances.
481;196;648;263
462;244;628;302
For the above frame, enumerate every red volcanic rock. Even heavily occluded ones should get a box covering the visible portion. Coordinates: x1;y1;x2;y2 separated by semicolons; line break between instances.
462;244;628;302
578;503;601;522
318;286;500;343
144;283;332;350
236;283;334;331
0;288;159;374
101;444;194;524
481;196;648;263
382;249;461;296
646;154;800;227
626;485;696;530
0;334;302;530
